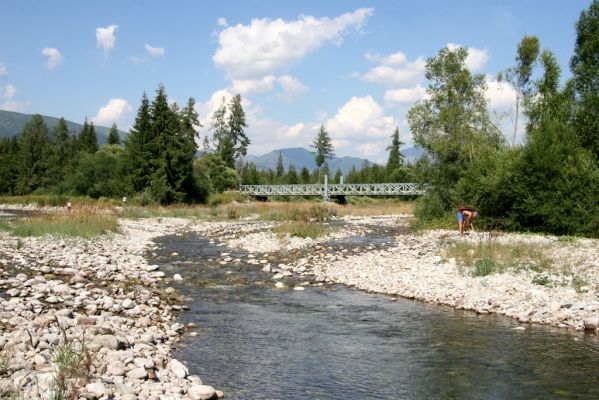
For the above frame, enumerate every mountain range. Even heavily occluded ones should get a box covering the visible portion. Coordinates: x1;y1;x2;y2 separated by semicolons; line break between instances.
0;110;423;173
246;146;422;175
0;109;127;143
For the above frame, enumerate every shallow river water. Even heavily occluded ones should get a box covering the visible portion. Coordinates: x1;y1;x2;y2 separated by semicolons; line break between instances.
152;231;599;400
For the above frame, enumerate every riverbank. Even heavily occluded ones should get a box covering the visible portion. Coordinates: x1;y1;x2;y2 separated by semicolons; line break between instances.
0;215;223;400
191;215;599;332
0;206;597;398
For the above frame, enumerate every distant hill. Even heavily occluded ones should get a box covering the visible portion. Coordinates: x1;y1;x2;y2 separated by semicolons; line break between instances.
0;110;127;144
245;146;423;176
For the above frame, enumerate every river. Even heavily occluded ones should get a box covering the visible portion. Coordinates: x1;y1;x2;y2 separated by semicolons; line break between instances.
152;228;598;400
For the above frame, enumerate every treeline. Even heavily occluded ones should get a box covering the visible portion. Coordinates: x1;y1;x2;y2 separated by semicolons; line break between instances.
240;127;416;185
0;85;417;203
0;85;251;204
411;1;599;237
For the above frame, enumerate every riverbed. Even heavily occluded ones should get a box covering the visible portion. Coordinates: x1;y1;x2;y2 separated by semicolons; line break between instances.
153;231;599;399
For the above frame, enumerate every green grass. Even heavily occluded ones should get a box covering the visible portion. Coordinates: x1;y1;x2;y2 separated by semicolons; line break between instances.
0;212;119;238
272;222;334;239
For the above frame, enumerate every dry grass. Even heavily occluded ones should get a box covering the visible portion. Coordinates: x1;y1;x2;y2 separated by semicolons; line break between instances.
0;210;119;238
444;238;554;276
272;222;334;239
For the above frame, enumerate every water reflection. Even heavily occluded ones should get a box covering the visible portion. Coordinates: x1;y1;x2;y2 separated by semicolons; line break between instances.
154;233;599;400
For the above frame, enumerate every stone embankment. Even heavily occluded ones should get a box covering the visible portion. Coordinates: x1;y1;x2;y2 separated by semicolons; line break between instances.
0;216;222;400
205;215;599;332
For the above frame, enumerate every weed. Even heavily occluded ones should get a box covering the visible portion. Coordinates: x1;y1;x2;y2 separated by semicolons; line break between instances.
572;275;588;293
473;258;498;276
227;208;238;220
532;275;551;286
3;212;119;238
273;222;333;239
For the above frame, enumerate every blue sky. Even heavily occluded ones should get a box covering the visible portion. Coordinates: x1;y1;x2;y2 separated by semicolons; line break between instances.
0;1;591;162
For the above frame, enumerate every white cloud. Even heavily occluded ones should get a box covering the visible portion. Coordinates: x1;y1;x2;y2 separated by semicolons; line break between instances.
358;140;387;157
213;8;373;79
361;56;426;87
486;77;517;112
96;25;118;59
446;43;489;72
277;75;308;100
0;63;7;76
4;84;16;99
231;76;276;95
217;17;228;27
92;98;132;126
145;43;164;57
384;84;428;105
41;47;63;69
364;51;407;66
326;95;398;157
1;100;30;112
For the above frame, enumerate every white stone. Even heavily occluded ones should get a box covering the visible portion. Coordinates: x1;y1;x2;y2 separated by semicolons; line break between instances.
168;359;188;379
126;367;148;380
187;385;216;400
173;274;183;281
85;382;107;397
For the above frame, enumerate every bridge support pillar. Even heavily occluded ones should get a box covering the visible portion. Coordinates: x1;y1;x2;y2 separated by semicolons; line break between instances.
323;175;329;202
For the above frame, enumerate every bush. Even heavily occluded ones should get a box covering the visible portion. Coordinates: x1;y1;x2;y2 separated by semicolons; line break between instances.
472;258;498;276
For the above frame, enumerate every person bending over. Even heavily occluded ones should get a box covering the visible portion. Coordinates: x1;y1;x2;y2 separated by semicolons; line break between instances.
457;207;478;236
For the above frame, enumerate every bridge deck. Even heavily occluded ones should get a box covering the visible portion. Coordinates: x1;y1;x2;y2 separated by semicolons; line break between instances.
239;183;425;197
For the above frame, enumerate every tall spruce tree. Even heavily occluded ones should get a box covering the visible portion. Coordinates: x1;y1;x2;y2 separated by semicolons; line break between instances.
386;127;405;178
211;98;234;167
124;92;152;192
107;123;120;145
78;118;98;154
228;94;249;163
17;115;49;194
47;117;71;186
311;125;334;176
0;137;19;194
275;152;285;177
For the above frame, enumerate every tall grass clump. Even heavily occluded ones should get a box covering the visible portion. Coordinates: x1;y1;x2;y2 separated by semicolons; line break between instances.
2;212;119;238
273;222;333;239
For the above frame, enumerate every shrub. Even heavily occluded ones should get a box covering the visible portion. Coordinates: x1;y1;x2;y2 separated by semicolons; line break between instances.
472;258;498;276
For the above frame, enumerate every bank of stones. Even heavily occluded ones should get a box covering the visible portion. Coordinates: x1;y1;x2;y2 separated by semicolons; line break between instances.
0;217;223;400
197;216;599;332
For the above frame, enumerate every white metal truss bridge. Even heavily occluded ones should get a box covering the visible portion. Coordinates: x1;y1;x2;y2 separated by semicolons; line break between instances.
238;182;425;201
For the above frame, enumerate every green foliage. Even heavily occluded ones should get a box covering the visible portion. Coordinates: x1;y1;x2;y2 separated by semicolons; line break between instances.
386;126;404;176
2;212;119;238
17;114;49;194
273;222;333;239
311;125;334;171
76;118;98;154
473;258;498;277
571;0;599;159
107;122;120;145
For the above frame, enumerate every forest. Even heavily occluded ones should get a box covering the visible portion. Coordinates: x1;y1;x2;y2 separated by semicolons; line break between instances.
0;1;597;237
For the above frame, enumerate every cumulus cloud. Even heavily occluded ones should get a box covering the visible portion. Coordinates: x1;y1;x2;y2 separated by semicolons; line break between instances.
277;75;308;100
361;52;426;87
92;98;132;126
446;43;489;72
4;84;16;99
41;47;63;69
217;17;228;27
384;84;428;105
0;63;7;76
1;100;30;112
96;25;118;60
144;44;164;57
213;8;373;79
231;76;276;95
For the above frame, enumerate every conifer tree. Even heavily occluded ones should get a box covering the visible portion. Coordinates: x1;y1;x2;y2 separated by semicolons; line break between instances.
228;94;249;162
17;115;49;193
311;125;334;178
78;118;98;154
299;166;310;183
275;152;285;177
107;122;120;145
124;92;152;192
0;137;19;194
47;117;71;186
386;127;404;178
287;163;298;184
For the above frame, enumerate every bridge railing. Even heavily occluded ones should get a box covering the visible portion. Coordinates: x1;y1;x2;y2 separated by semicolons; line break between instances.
238;183;426;197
